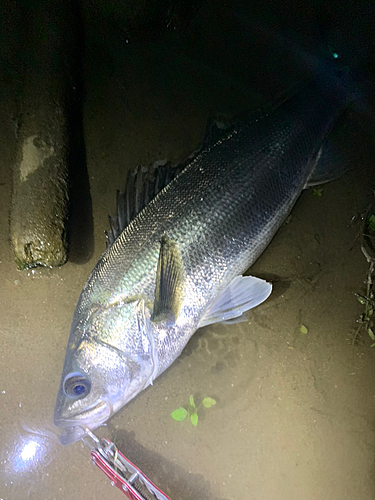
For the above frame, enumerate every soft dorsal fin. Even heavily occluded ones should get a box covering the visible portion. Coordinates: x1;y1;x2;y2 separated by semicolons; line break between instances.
198;275;272;328
153;236;183;321
105;161;184;246
304;137;351;188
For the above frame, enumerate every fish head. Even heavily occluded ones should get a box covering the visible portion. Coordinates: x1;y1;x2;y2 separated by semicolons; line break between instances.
54;299;155;444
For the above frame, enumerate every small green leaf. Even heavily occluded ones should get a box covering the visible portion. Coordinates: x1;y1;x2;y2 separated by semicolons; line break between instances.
368;214;375;232
190;413;198;426
189;395;195;408
300;325;308;335
356;295;366;305
371;342;375;348
313;188;323;197
171;407;188;421
202;397;216;408
368;328;375;341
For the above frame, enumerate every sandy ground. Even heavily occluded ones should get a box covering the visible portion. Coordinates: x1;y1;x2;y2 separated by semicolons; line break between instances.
1;2;375;499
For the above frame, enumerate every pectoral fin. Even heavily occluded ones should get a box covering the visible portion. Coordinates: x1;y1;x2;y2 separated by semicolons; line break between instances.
198;275;272;328
153;236;183;321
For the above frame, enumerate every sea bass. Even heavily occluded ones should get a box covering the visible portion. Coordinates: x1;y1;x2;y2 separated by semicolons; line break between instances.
54;68;353;444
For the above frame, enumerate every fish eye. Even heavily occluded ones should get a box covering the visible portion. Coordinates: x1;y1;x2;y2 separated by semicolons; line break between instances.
63;372;91;399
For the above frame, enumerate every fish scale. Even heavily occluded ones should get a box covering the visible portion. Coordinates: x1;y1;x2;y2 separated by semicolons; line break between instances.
54;68;351;444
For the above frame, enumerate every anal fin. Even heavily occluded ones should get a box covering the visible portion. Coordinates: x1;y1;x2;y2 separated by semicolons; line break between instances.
198;275;272;329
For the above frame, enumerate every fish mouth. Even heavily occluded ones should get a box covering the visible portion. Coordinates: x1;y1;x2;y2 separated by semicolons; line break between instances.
58;425;88;445
54;399;112;445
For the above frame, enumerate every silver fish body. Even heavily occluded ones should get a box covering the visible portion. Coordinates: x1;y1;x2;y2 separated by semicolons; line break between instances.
54;70;350;443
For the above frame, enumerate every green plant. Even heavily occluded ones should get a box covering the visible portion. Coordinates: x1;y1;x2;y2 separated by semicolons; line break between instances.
356;291;375;346
312;187;323;197
171;395;216;427
354;200;375;346
300;324;308;335
368;214;375;232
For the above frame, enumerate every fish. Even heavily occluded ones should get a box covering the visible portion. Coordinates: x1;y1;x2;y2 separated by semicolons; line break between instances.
54;65;355;444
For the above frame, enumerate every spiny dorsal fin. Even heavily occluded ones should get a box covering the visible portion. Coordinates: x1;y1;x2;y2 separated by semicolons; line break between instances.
153;236;183;321
105;161;184;247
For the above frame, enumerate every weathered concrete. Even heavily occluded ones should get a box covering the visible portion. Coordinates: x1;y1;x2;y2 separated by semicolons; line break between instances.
10;0;78;269
11;107;69;269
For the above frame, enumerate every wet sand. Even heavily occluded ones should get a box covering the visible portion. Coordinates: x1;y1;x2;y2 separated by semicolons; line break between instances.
1;1;375;499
